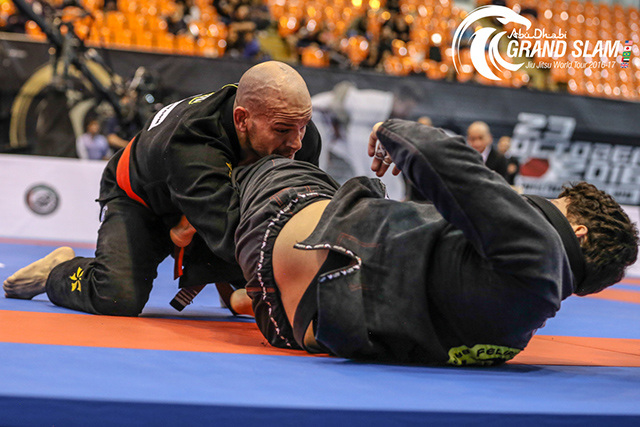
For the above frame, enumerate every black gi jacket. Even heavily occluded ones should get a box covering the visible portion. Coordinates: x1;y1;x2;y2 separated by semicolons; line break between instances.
295;120;579;365
102;85;321;286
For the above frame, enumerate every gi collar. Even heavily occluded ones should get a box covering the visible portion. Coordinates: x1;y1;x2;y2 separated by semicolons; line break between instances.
523;194;586;290
222;92;242;160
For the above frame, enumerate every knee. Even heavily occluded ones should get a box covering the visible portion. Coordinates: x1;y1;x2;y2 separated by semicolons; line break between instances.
94;296;145;316
92;274;150;316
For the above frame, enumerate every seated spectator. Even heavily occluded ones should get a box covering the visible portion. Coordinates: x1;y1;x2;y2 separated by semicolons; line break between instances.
76;119;110;160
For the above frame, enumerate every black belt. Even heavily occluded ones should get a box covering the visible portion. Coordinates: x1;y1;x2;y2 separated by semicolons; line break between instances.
292;251;349;352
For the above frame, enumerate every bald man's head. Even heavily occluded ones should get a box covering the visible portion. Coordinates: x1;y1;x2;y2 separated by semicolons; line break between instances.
233;61;313;164
467;121;493;153
235;61;312;117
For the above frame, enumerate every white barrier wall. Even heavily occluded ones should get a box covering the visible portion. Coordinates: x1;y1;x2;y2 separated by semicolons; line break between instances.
0;154;105;244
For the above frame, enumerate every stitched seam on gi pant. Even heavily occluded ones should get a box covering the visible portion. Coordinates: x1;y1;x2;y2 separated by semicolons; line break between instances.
293;243;362;283
257;191;334;348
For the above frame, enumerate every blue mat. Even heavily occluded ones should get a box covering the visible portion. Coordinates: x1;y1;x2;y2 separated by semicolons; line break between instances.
1;240;639;426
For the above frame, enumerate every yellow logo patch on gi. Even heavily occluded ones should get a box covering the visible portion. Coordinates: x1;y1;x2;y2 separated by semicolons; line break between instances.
70;267;84;292
447;344;521;366
188;92;215;104
226;162;232;176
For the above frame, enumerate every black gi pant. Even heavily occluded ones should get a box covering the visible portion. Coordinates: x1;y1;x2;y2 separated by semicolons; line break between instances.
235;121;573;365
45;155;174;316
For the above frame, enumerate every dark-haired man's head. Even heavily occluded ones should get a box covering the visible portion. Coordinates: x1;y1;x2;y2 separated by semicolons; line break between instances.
553;182;639;296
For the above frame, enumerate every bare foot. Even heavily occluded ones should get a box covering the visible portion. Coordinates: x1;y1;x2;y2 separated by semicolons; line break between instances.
3;247;75;299
230;289;254;317
170;215;197;248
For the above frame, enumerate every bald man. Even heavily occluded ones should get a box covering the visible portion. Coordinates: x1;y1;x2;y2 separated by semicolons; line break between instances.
466;121;508;180
4;61;322;316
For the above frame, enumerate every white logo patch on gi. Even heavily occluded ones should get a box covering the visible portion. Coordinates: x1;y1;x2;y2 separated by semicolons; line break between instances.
148;99;185;131
100;205;108;223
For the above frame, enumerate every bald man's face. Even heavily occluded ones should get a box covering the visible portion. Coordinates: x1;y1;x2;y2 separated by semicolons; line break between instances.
235;98;312;162
246;112;310;159
234;61;313;162
467;125;493;153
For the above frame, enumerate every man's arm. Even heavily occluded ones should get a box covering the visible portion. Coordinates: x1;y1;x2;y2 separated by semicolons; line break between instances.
107;133;129;150
293;120;322;166
375;119;570;290
165;142;240;265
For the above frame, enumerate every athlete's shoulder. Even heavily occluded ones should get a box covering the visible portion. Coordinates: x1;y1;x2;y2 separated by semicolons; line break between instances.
186;84;238;107
142;84;238;135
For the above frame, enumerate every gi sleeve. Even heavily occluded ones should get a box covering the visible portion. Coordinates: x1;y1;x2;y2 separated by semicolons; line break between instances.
165;141;239;264
293;119;322;166
377;119;570;292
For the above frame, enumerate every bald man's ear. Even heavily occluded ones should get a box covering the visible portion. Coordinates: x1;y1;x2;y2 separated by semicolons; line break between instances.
234;106;249;132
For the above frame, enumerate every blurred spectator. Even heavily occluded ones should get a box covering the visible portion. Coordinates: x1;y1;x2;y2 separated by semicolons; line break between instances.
497;135;520;185
183;0;201;25
386;0;400;13
384;12;409;43
466;121;508;179
103;0;117;12
226;29;262;59
347;12;369;38
1;12;27;33
246;0;271;31
240;30;261;59
295;18;324;50
214;0;236;26
229;4;256;34
76;119;110;160
166;2;189;35
1;0;47;33
288;18;348;67
224;3;264;59
373;25;395;70
104;92;140;151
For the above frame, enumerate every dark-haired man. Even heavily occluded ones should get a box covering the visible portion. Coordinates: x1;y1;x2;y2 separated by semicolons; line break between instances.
230;119;638;365
4;61;322;316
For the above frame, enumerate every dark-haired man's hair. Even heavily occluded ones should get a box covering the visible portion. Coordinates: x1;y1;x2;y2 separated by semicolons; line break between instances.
560;182;639;296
